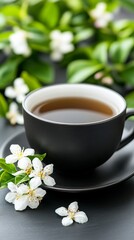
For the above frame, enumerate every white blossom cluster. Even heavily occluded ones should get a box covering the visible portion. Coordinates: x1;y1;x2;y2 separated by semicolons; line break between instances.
5;78;29;125
90;2;112;28
5;144;56;211
4;145;88;226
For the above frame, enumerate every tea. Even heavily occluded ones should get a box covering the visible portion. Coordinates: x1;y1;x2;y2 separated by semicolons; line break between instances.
32;97;114;123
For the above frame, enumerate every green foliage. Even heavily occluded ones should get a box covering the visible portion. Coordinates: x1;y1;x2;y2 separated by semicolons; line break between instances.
23;58;54;84
0;171;15;188
21;71;41;90
120;62;134;84
0;58;21;89
67;60;103;83
39;1;60;28
109;38;134;63
120;0;134;12
92;42;109;64
0;158;17;174
125;91;134;108
0;93;8;117
15;173;30;185
0;0;134;116
28;153;46;161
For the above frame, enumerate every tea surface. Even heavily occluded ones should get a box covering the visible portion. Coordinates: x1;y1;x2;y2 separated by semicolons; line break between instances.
32;97;114;123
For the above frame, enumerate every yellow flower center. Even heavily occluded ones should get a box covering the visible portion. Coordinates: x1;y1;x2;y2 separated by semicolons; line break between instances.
16;194;21;200
16;148;24;159
26;167;32;175
28;189;34;197
68;211;75;220
38;170;45;179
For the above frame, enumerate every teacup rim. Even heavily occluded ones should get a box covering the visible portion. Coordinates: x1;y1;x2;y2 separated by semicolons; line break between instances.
22;84;127;126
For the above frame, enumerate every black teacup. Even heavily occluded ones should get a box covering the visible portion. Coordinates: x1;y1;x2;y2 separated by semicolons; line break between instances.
23;84;134;174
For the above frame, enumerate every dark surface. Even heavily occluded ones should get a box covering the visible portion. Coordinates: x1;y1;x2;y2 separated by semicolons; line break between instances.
0;119;134;240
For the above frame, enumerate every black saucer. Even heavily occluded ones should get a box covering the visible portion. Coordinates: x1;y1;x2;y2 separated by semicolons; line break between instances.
1;127;134;193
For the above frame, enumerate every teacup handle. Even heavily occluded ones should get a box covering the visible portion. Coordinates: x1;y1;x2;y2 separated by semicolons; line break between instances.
117;108;134;150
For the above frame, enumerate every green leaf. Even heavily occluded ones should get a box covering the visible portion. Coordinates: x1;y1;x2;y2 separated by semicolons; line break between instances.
120;62;134;85
21;71;42;91
0;171;15;188
67;60;103;83
0;169;4;176
0;5;20;17
28;153;46;161
92;42;109;64
39;2;60;28
64;0;83;11
0;58;21;89
125;91;134;108
0;93;8;117
15;173;29;185
67;60;94;78
109;38;134;63
60;11;72;26
120;0;134;12
0;158;17;174
23;58;54;84
0;31;12;42
74;28;94;43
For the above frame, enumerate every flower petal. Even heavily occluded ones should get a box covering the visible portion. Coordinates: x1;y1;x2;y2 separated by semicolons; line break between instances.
18;157;32;170
5;192;16;203
43;176;56;186
68;201;78;213
9;102;18;112
5;86;16;99
29;171;36;178
62;32;73;42
62;216;73;226
16;94;25;103
55;207;68;216
60;43;74;54
14;195;29;211
13;170;25;176
74;211;88;224
17;184;29;195
5;154;18;164
10;144;21;155
28;198;39;209
29;177;42;190
7;182;17;192
14;78;24;87
34;188;46;198
23;148;35;156
32;158;43;172
16;114;24;125
44;164;53;175
50;51;62;61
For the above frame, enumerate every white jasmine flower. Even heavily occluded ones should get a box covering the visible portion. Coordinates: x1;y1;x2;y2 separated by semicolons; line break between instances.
6;102;24;125
94;71;104;80
5;78;29;103
90;2;112;28
9;29;31;57
50;30;74;61
30;158;56;187
5;178;46;211
101;76;113;85
5;144;35;164
13;157;33;176
55;201;88;226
